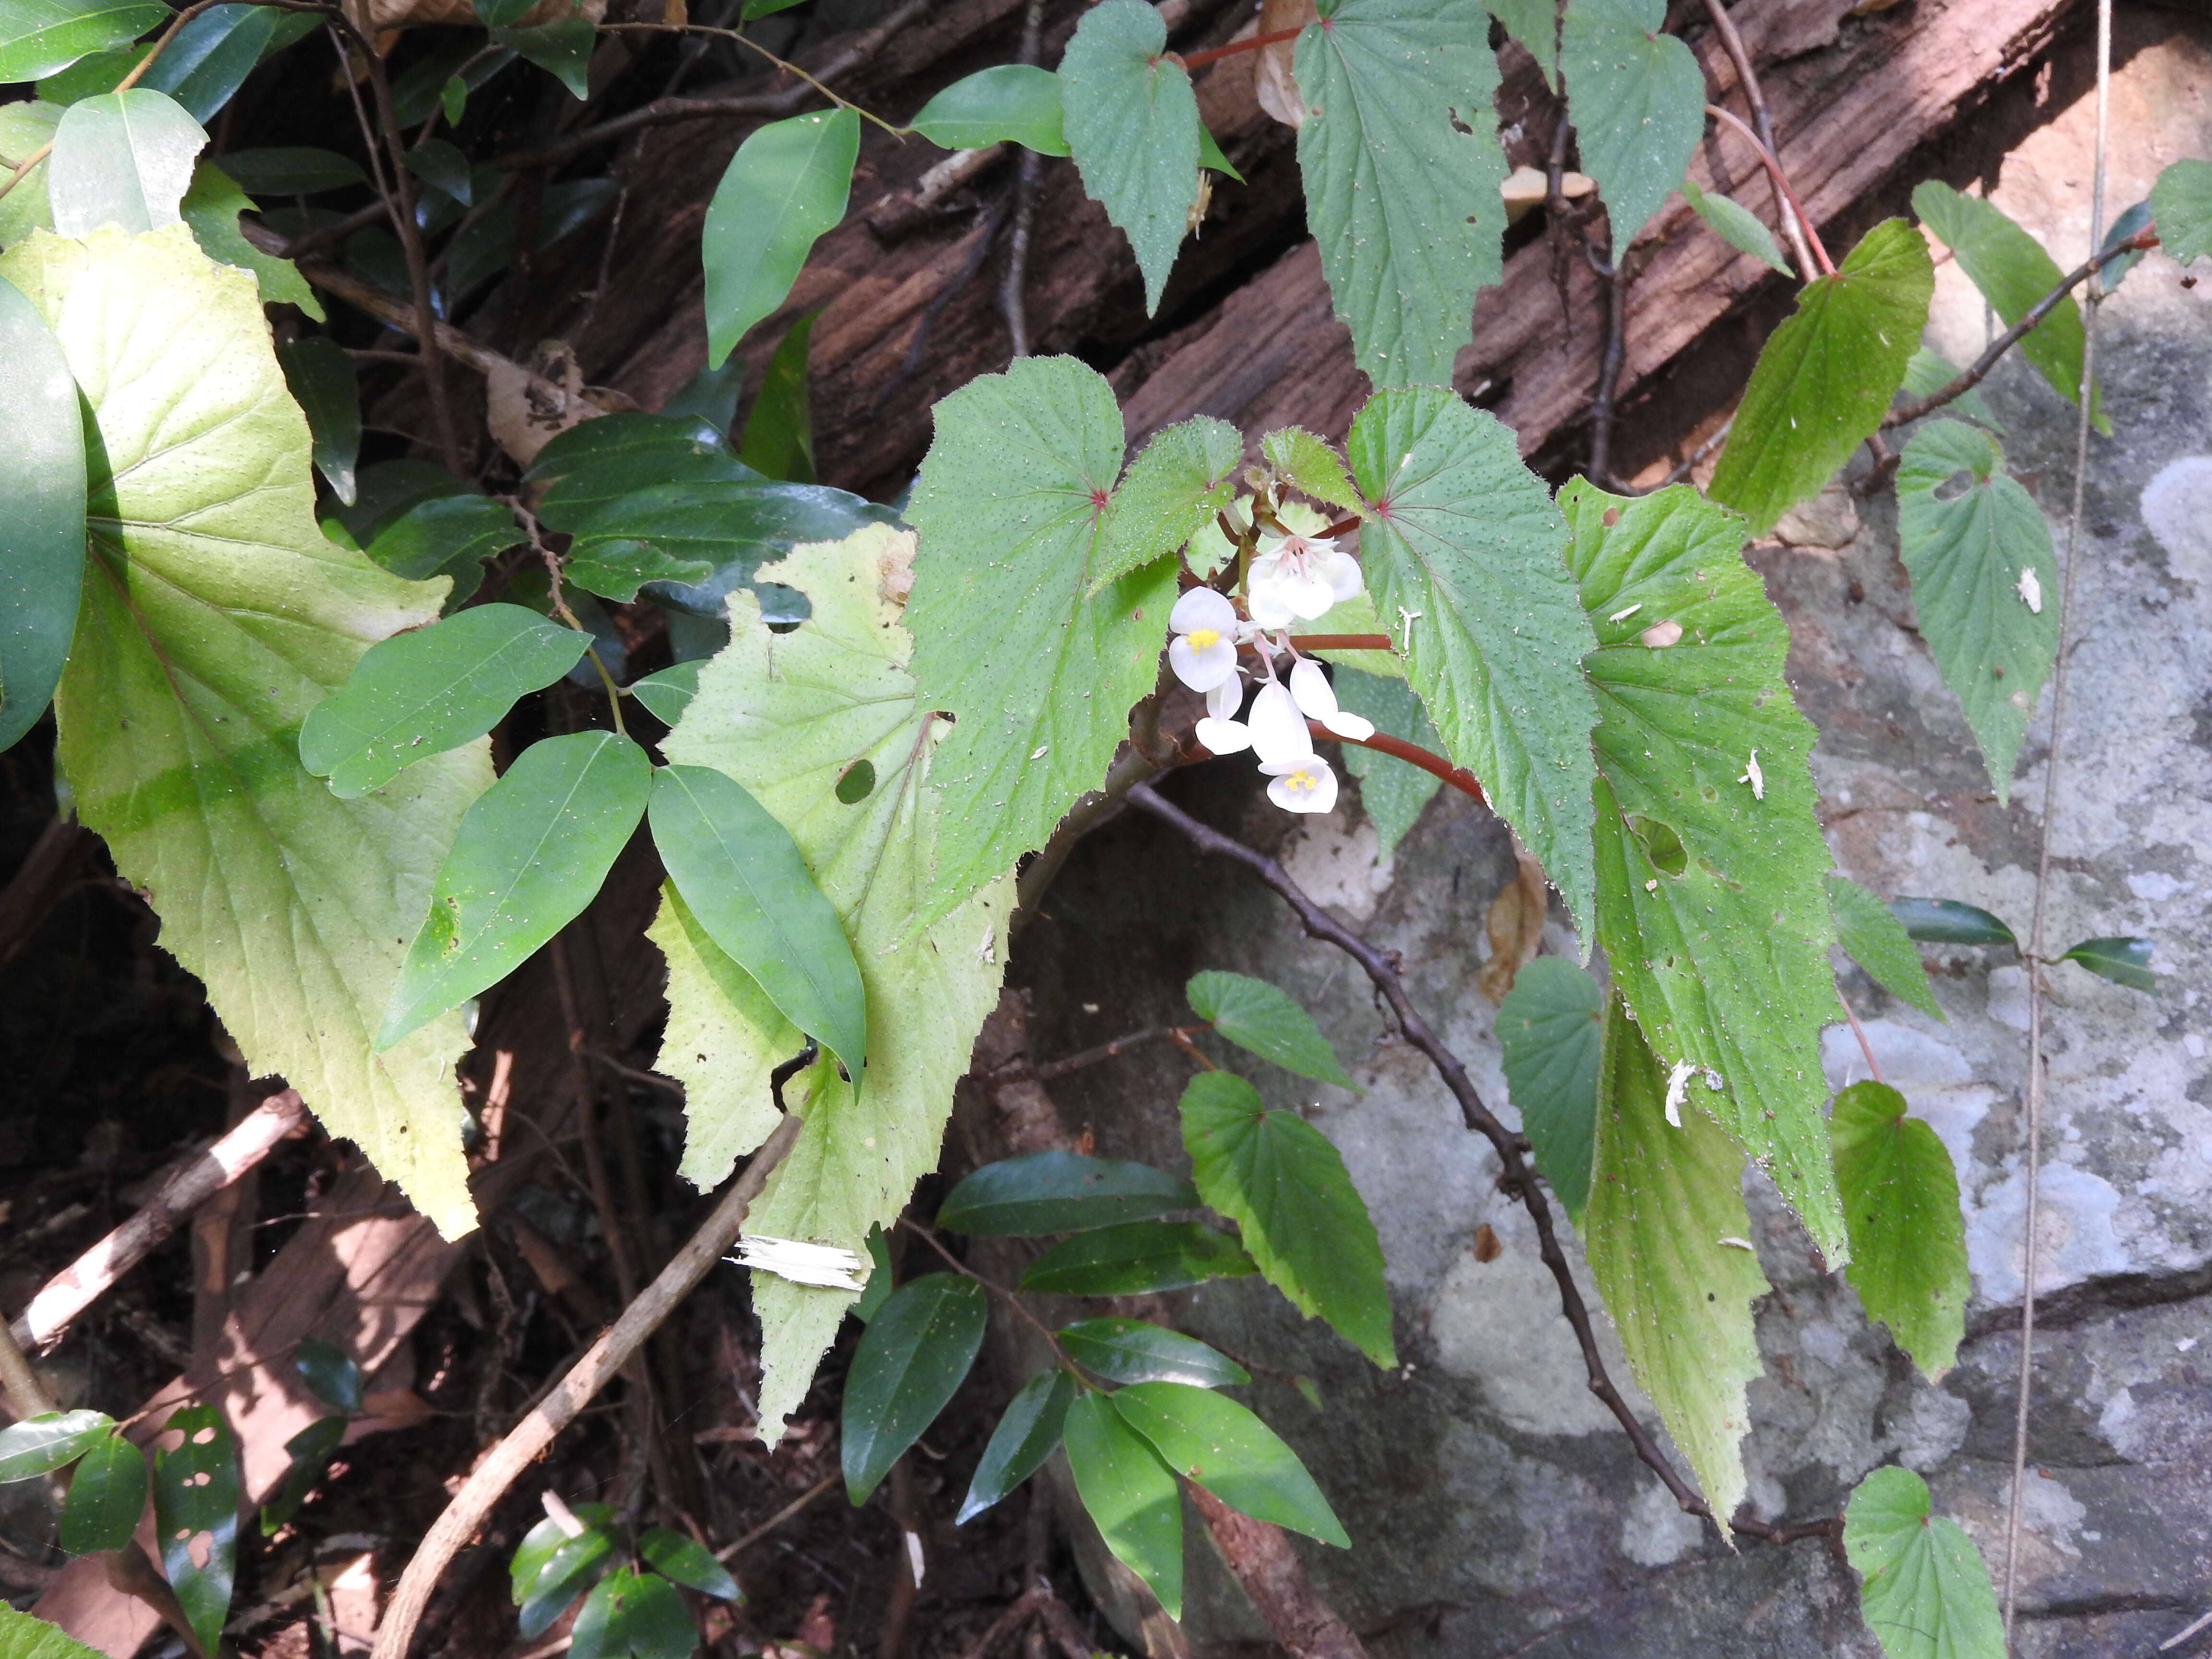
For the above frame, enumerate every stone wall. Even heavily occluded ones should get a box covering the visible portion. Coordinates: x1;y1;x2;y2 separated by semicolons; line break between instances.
1008;16;2212;1654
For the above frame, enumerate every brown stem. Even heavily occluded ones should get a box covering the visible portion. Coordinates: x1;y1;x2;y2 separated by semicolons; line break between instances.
1588;266;1629;486
1027;1025;1194;1081
1310;720;1489;809
370;1111;803;1659
1699;0;1817;278
1284;633;1392;652
1124;782;1834;1547
999;0;1046;359
1173;24;1305;71
1704;104;1831;276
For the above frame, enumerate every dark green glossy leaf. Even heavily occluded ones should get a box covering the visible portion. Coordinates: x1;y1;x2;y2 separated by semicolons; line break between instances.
1845;1466;2004;1659
474;0;536;26
1020;1219;1256;1296
257;1414;345;1536
1560;0;1704;243
1708;218;1933;534
403;136;474;202
659;356;747;438
565;541;716;604
276;336;360;505
852;1224;894;1324
48;88;206;235
1185;969;1352;1086
301;605;587;799
738;313;817;483
292;1335;365;1414
491;14;594;100
1179;1071;1393;1367
841;1273;988;1503
1887;896;2015;948
152;1404;239;1656
637;1527;740;1600
0;1410;113;1480
1061;0;1197;313
382;731;653;1047
1062;1393;1182;1619
1832;1082;1968;1378
1826;875;1943;1019
958;1369;1073;1524
568;1566;697;1659
834;757;875;803
210;145;365;195
936;1150;1196;1237
0;272;85;755
59;1432;145;1555
1114;1382;1347;1546
1496;957;1601;1223
912;63;1069;156
703;107;858;367
2059;935;2155;993
2151;158;2212;267
1091;416;1242;594
0;0;165;83
511;1502;618;1634
1058;1319;1248;1388
133;2;308;123
391;40;514;128
650;762;868;1081
527;412;738;483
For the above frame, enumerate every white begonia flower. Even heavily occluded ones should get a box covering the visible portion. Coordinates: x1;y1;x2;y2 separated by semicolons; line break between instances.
1246;531;1364;627
1195;673;1252;754
1260;752;1339;814
1288;659;1376;741
1247;680;1312;766
1167;588;1240;693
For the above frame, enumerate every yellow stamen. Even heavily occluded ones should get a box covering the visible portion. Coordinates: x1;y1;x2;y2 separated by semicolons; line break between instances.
1286;770;1315;793
1186;628;1221;649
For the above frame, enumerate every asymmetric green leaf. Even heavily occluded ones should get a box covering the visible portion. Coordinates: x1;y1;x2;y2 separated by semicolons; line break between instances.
1296;0;1506;387
0;0;163;82
300;605;588;798
907;356;1177;915
1059;0;1198;314
382;730;651;1047
1179;1071;1394;1367
4;225;490;1236
1058;1319;1250;1388
1912;181;2100;426
2151;158;2212;266
1896;419;2057;801
565;545;726;607
1332;667;1443;853
912;63;1069;156
662;526;1010;1439
1063;1393;1183;1618
1844;1466;2005;1659
703;108;858;367
1186;970;1353;1086
2059;935;2156;993
276;336;360;503
959;1369;1074;1523
1827;875;1943;1019
1681;176;1791;274
1262;426;1361;514
1486;0;1557;85
1587;999;1772;1522
1563;479;1847;1258
1114;1382;1348;1545
1091;415;1243;593
180;158;321;315
1708;218;1933;534
937;1150;1197;1236
1021;1219;1257;1295
153;1404;239;1656
1348;386;1600;938
0;1605;110;1659
1496;958;1601;1222
568;1567;696;1659
650;762;868;1081
1561;0;1704;243
0;1410;112;1480
1831;1082;1968;1377
842;1274;988;1503
48;89;205;235
0;273;84;755
58;1432;145;1555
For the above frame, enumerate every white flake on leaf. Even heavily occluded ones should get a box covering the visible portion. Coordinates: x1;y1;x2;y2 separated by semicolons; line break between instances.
1718;1237;1756;1252
1737;748;1764;799
1609;602;1643;622
731;1236;869;1290
1663;1060;1695;1127
2017;566;2043;613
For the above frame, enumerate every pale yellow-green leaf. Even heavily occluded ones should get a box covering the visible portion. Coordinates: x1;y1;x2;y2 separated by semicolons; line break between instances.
0;225;487;1237
662;525;1010;1440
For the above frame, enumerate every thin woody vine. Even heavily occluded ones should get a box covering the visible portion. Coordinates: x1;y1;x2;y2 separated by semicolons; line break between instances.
0;0;2197;1656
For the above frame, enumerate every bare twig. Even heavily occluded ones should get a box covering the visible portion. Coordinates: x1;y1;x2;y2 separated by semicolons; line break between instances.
0;1312;55;1419
1028;1025;1188;1081
2004;0;2110;1634
1699;0;1816;278
370;1111;804;1659
598;21;902;133
1125;782;1838;1548
711;1469;840;1563
1704;104;1831;276
999;0;1047;358
11;1091;308;1355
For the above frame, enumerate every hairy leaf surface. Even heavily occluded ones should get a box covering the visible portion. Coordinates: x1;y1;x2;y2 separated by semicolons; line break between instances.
2;226;489;1234
1186;969;1352;1086
1060;0;1198;314
1348;386;1599;938
907;356;1176;914
1563;479;1846;1258
1296;0;1506;387
2151;157;2212;266
1587;999;1771;1522
1560;0;1703;244
1895;419;2056;801
1092;415;1243;593
1831;1082;1967;1377
1496;958;1601;1222
1682;177;1789;274
1826;875;1942;1019
1844;1467;2005;1659
0;1603;110;1658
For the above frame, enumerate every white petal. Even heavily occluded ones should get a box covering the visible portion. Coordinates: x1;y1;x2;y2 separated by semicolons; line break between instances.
1195;716;1252;755
1266;758;1339;814
1248;681;1310;765
1170;586;1237;637
1169;634;1238;692
1206;677;1245;721
731;1236;868;1290
1246;576;1298;629
1324;710;1375;740
1285;570;1338;621
1251;535;1291;565
1320;549;1365;601
1288;659;1341;721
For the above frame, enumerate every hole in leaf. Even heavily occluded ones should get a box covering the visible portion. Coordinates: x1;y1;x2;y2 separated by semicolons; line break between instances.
836;759;877;804
1932;468;1976;503
1628;816;1687;878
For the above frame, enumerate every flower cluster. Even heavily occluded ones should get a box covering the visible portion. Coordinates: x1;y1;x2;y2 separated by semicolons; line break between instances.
1165;528;1372;815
